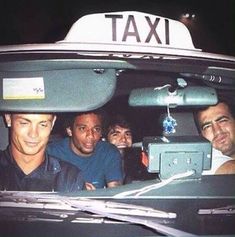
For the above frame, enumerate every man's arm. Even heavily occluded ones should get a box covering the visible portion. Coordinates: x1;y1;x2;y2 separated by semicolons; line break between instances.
104;144;124;188
215;160;235;174
107;180;122;188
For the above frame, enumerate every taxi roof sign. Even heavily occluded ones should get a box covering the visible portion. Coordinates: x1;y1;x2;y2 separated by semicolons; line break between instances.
61;11;197;51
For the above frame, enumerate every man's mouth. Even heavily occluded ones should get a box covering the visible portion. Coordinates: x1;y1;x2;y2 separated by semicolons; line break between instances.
214;134;228;145
25;141;40;147
84;142;94;149
117;144;128;148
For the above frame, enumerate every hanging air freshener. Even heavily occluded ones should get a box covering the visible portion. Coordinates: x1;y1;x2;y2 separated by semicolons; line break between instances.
163;105;177;134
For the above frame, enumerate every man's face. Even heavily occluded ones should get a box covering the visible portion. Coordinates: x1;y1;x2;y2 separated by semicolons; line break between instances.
197;102;235;158
67;113;102;156
107;125;132;150
5;113;56;156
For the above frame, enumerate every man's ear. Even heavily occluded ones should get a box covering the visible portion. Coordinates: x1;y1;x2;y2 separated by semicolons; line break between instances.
66;127;72;137
4;114;12;127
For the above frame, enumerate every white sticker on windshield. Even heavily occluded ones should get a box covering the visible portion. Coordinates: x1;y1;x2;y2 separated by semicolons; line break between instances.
3;77;45;100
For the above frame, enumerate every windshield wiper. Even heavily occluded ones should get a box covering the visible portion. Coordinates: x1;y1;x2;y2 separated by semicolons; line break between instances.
198;205;235;215
0;191;176;218
0;191;196;236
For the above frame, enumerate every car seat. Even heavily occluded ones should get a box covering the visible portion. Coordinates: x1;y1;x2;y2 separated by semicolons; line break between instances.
0;115;9;150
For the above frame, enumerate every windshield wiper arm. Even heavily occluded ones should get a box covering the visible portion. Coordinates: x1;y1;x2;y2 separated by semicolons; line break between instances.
198;205;235;215
0;191;176;218
65;199;196;237
0;191;196;236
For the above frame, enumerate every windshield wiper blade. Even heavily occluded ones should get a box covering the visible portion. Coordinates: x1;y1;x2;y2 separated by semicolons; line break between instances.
198;205;235;215
68;199;176;218
0;191;196;236
0;191;176;218
65;199;196;237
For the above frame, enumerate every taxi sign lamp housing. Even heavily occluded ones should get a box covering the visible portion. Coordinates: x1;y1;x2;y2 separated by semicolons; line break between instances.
61;11;197;51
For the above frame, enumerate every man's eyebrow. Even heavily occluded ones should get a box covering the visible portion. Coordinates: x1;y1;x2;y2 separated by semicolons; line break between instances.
94;125;102;127
201;121;211;129
19;118;50;124
215;115;230;122
75;123;86;126
40;120;50;123
15;116;30;122
201;115;230;128
110;129;120;133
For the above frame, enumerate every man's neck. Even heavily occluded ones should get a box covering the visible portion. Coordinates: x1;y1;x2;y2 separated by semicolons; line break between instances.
231;153;235;159
11;147;45;175
69;139;93;157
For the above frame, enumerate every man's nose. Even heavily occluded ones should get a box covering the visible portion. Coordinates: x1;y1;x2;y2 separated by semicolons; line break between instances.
212;122;223;136
120;134;127;142
86;129;95;138
28;125;39;138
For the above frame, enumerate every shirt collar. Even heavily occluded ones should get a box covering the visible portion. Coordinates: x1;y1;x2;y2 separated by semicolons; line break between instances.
6;146;61;175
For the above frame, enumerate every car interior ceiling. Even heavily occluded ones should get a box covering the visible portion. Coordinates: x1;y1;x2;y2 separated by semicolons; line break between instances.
1;69;235;147
0;64;234;145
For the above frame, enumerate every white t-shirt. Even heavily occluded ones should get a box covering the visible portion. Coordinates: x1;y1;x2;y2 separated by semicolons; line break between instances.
202;148;233;175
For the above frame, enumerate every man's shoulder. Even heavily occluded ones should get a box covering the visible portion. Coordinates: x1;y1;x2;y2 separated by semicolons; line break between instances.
48;137;69;148
94;141;121;163
47;137;71;157
203;148;233;175
96;140;121;156
47;154;81;173
97;140;119;151
212;148;233;161
46;154;84;192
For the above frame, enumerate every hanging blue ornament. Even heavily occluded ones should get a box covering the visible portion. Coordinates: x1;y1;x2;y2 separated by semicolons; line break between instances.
163;104;177;134
163;115;177;134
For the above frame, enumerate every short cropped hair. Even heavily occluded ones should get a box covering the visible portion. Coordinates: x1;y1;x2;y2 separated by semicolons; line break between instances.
194;100;235;132
104;114;132;138
63;109;106;133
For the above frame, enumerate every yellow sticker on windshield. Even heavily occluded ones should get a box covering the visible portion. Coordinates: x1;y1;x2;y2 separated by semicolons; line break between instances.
3;77;45;100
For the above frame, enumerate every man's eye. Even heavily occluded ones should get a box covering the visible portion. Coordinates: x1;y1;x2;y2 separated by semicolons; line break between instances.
110;132;117;137
202;124;211;131
93;127;102;133
20;122;28;125
40;123;48;127
19;120;29;125
126;132;132;137
78;126;86;132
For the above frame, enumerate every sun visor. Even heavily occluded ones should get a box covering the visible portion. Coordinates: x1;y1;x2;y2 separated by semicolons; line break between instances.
0;61;117;112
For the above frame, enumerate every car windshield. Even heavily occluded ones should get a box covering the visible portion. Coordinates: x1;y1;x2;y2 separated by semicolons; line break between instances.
0;10;234;237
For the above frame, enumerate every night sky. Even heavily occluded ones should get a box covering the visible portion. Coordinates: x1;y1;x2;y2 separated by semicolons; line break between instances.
0;0;234;56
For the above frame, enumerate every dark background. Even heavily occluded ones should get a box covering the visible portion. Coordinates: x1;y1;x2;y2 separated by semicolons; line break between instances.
0;0;234;56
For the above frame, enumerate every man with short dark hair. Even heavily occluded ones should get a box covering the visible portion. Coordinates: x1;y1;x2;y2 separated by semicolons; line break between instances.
47;110;123;189
196;102;235;174
106;114;133;155
0;113;85;192
105;114;157;183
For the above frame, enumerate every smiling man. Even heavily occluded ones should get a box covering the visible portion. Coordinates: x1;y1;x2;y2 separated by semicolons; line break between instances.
106;115;133;156
0;113;85;192
196;102;235;174
47;110;123;189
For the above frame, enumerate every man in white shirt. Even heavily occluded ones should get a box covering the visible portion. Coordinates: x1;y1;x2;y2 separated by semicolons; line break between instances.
202;148;233;175
196;101;235;175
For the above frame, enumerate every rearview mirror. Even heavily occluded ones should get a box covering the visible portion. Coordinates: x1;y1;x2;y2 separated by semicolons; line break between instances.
128;86;218;108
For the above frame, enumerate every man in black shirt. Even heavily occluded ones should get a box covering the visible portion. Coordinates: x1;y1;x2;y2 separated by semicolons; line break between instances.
0;113;84;192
